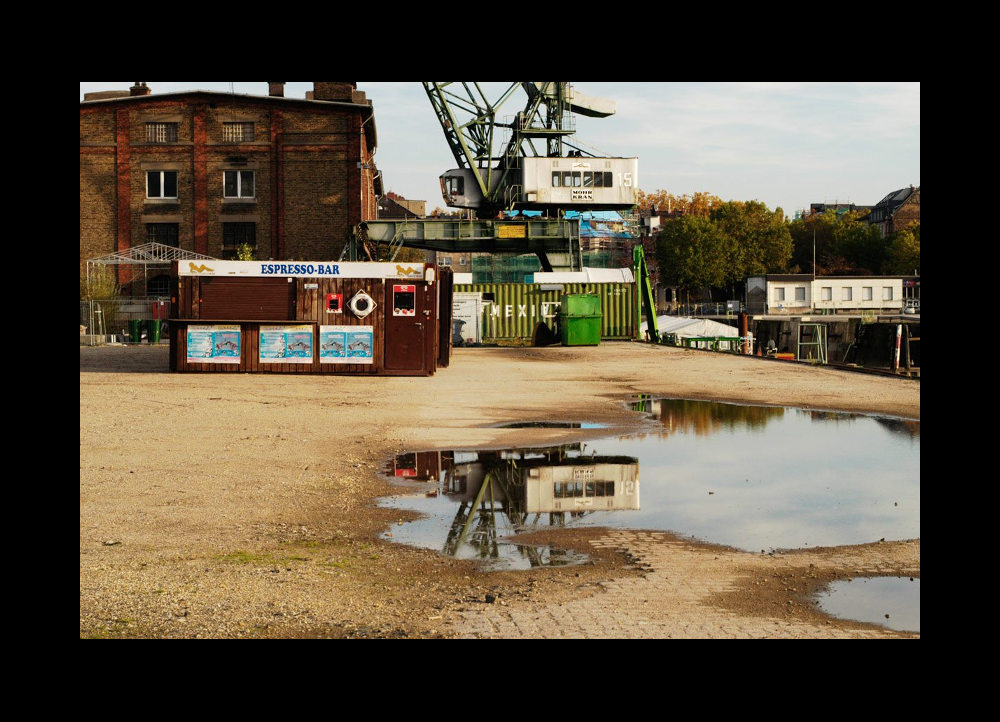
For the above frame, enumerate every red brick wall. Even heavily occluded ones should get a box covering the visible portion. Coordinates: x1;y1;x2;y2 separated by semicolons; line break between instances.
80;89;375;279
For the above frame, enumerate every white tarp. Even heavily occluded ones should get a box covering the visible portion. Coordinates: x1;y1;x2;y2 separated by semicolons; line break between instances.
640;316;739;338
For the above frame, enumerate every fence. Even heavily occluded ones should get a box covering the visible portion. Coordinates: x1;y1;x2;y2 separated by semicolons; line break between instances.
80;297;170;346
662;334;753;354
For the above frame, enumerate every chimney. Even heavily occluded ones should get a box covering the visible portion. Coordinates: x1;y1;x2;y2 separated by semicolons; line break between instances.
129;82;151;97
312;82;356;102
268;82;285;97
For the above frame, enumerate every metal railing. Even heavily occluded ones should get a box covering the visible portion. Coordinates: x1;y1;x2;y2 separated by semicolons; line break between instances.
80;297;170;346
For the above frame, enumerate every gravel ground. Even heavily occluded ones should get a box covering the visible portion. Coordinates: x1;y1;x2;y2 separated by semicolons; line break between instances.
80;342;919;639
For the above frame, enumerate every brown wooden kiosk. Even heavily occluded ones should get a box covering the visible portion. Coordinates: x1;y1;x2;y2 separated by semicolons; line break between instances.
169;260;452;376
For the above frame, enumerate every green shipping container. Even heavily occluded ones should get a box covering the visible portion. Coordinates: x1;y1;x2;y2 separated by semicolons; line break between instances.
454;283;636;344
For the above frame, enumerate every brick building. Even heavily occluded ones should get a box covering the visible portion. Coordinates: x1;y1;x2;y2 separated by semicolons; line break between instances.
80;82;381;294
867;185;920;238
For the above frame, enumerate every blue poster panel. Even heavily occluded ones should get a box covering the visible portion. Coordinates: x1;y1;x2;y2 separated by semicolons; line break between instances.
260;325;314;364
186;324;241;364
320;325;373;364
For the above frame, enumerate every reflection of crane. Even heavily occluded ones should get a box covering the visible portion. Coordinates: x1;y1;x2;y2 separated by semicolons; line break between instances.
423;82;638;219
436;445;639;564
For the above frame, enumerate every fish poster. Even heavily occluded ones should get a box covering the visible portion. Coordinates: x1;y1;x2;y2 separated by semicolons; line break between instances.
260;325;314;363
186;325;241;364
320;325;373;364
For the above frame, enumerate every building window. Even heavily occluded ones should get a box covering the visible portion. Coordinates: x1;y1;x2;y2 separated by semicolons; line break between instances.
553;480;615;498
147;170;178;199
883;286;893;301
439;256;452;266
146;223;179;247
224;170;255;199
821;286;832;301
148;274;171;296
222;122;254;143
222;223;256;259
145;122;178;143
842;287;853;301
795;287;806;301
862;286;873;301
774;288;785;302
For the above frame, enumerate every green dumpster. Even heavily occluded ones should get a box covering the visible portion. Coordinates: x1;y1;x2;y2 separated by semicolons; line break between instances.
559;293;602;346
147;319;162;343
129;320;143;343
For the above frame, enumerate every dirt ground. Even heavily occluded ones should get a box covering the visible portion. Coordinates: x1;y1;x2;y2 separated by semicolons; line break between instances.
80;342;920;639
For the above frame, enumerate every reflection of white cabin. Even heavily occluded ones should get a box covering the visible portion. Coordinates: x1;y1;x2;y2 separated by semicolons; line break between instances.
525;459;639;513
445;455;639;512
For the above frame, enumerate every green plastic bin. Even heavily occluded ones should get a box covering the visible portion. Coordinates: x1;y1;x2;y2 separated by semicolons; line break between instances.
559;293;602;346
147;319;162;343
129;320;143;343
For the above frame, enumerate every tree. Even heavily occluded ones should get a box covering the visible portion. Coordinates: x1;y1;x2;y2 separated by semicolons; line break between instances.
235;242;256;261
655;215;732;294
884;222;920;275
831;213;888;274
789;210;895;275
710;201;793;279
789;211;838;275
80;264;120;302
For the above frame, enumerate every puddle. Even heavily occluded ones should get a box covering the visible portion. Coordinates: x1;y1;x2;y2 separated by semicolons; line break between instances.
379;398;919;572
493;421;609;429
815;576;920;632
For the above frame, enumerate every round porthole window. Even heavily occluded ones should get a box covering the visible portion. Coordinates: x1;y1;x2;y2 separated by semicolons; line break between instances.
348;290;376;319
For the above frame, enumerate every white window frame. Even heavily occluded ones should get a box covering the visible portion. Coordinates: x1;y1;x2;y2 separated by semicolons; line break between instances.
883;286;893;301
794;286;806;301
774;287;785;302
842;287;853;301
223;170;255;199
821;286;832;301
146;170;178;199
862;286;873;301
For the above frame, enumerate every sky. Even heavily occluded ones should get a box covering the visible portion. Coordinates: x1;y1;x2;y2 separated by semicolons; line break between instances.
80;82;920;216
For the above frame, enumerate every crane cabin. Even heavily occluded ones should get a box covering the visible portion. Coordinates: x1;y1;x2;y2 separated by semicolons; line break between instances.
439;156;638;214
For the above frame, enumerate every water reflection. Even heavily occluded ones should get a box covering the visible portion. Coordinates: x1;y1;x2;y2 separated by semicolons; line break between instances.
381;444;640;570
494;421;608;429
629;396;786;435
382;398;919;559
630;397;919;440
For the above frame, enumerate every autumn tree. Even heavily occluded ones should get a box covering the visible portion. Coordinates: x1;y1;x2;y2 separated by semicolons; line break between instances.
636;189;723;217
